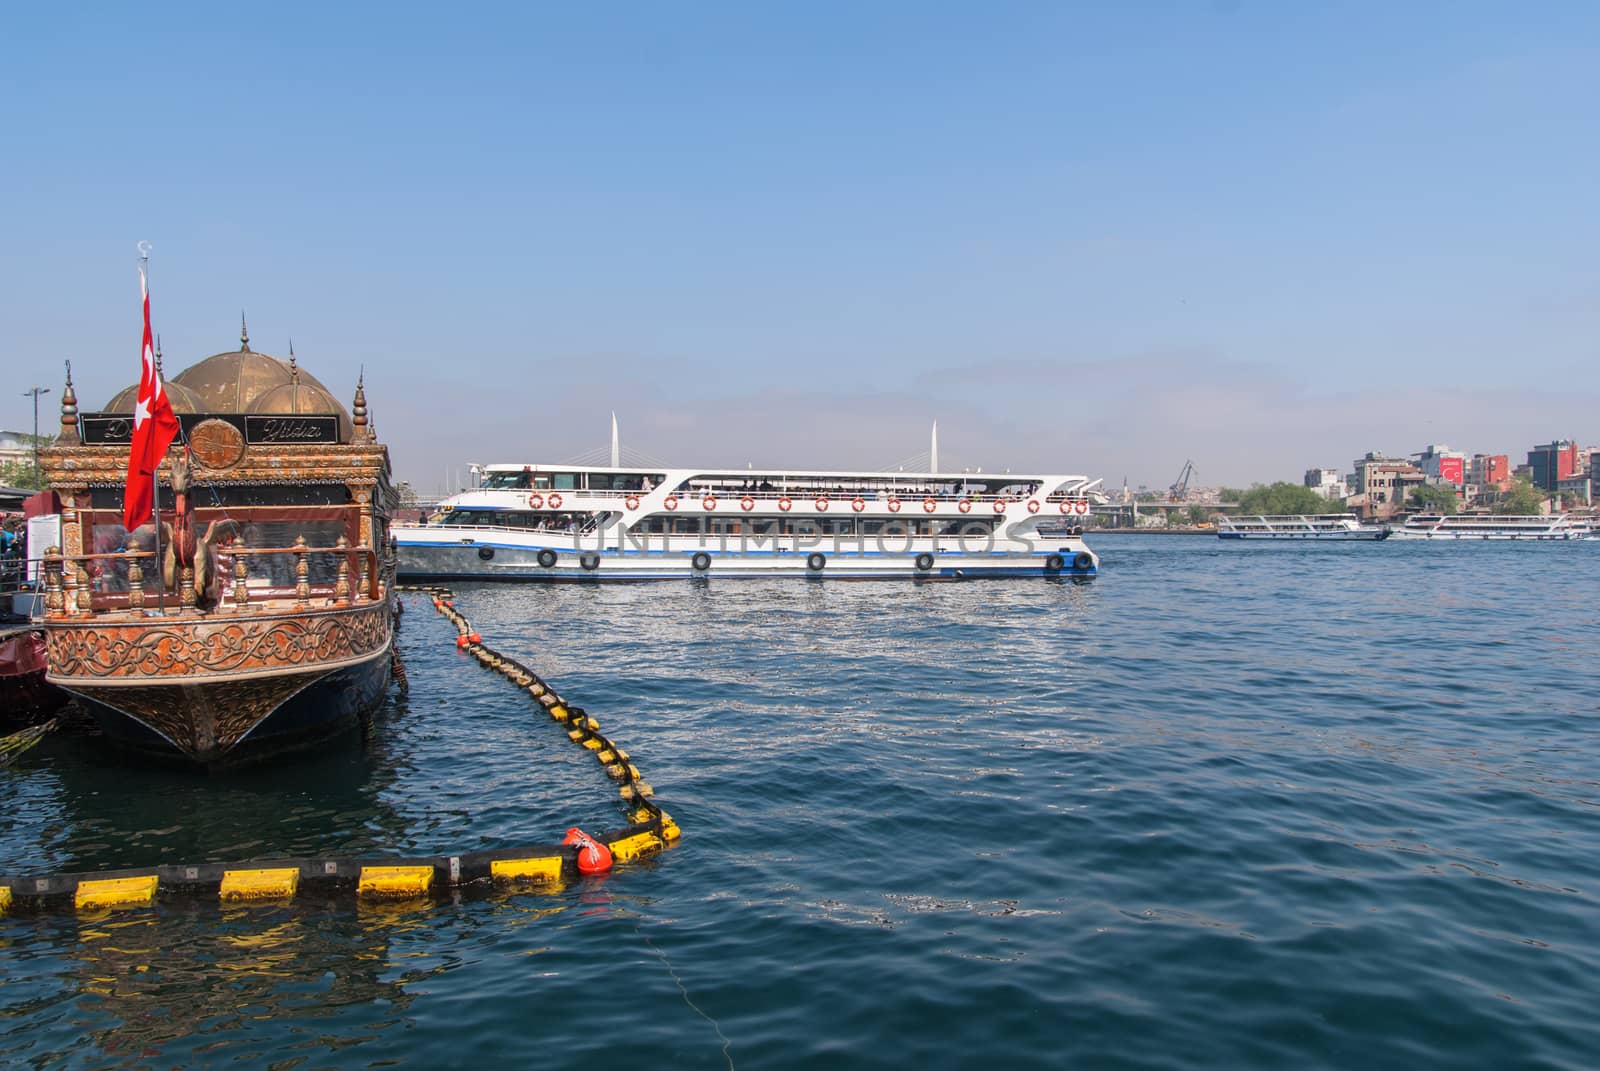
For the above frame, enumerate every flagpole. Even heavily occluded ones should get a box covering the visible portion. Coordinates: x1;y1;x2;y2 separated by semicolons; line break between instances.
142;246;166;616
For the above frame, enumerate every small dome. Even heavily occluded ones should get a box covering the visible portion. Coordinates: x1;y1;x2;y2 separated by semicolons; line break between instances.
102;379;208;415
252;381;355;442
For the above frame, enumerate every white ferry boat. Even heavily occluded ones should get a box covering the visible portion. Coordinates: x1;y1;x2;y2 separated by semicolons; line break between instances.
1385;514;1593;540
1217;514;1389;540
395;464;1101;580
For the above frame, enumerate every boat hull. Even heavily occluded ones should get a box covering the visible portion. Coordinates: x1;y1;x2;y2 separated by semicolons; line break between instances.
397;534;1098;581
1218;530;1388;541
44;600;395;766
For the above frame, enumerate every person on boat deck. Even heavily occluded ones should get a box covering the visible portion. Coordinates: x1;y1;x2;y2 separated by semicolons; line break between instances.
640;476;654;492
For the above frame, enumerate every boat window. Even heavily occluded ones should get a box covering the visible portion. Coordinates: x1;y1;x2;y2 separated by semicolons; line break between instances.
482;472;532;489
551;473;578;490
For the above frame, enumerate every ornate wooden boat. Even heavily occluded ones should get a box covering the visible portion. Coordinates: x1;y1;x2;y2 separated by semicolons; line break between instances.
34;332;400;766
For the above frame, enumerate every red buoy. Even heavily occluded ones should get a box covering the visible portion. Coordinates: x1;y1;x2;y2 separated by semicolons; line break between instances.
468;632;482;644
456;635;468;648
563;827;613;875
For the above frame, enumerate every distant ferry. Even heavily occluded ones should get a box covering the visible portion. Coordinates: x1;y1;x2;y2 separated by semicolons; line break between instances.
1217;514;1389;541
1385;514;1594;541
395;464;1101;580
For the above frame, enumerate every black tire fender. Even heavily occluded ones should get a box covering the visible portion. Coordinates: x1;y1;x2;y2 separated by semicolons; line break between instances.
914;552;934;572
691;552;711;572
806;552;826;572
536;549;558;569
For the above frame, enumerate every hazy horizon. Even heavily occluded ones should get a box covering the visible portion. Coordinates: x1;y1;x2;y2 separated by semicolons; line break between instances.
4;3;1597;493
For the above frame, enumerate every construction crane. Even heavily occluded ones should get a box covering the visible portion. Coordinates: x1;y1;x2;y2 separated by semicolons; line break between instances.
1169;460;1196;501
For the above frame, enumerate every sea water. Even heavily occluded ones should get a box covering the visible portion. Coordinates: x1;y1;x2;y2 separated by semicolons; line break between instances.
1;535;1596;1069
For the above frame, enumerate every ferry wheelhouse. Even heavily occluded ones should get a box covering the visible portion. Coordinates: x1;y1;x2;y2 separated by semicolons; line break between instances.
396;464;1101;580
1217;514;1388;540
1386;514;1594;540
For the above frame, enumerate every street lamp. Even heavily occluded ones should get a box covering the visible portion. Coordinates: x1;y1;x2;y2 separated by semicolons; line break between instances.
21;386;50;488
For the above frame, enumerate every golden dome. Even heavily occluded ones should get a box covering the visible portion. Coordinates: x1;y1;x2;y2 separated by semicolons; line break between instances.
102;330;360;444
102;378;208;415
251;380;355;441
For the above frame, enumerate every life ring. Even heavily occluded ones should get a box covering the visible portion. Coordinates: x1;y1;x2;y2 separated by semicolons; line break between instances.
477;546;495;561
580;551;601;571
664;496;680;511
806;552;826;572
691;552;711;572
1073;551;1093;570
741;496;755;511
851;497;866;513
1059;500;1072;514
923;498;937;513
778;497;792;512
888;498;902;513
914;552;934;572
537;549;557;569
1074;500;1090;516
993;500;1006;514
958;499;972;514
1027;500;1041;514
815;496;829;512
625;495;640;511
529;493;544;510
547;493;563;509
1045;553;1065;572
702;495;717;511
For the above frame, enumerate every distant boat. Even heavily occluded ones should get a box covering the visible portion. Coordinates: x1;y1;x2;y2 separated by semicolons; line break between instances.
36;337;400;766
396;462;1102;580
1385;514;1593;541
1217;514;1389;541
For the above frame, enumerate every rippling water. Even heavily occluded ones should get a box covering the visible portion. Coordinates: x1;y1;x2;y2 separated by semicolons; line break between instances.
3;535;1598;1069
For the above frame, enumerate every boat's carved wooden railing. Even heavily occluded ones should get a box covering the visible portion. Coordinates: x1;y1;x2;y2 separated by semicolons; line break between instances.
39;537;395;618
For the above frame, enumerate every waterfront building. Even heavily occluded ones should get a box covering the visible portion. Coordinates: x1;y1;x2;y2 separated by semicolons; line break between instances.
1351;453;1424;520
1414;444;1466;486
1528;440;1580;491
1467;453;1510;491
1303;468;1345;499
1555;474;1592;507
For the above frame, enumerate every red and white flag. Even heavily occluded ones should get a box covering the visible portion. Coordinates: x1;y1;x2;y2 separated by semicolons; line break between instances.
122;263;181;529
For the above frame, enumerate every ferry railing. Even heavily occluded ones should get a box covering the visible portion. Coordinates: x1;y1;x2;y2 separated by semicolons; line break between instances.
38;540;389;617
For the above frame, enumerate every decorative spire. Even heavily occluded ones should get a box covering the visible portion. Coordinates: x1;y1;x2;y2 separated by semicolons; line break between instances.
240;311;251;352
58;360;80;444
352;369;370;440
288;339;298;379
155;333;164;376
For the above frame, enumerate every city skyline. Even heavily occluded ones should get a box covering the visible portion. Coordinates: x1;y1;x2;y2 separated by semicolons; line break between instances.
4;3;1598;490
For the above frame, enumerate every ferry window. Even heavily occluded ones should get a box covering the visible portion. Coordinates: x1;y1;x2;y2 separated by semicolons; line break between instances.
483;472;530;489
671;518;702;534
588;474;614;491
552;473;578;490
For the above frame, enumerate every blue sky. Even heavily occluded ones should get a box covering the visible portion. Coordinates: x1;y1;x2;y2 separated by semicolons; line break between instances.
4;2;1597;494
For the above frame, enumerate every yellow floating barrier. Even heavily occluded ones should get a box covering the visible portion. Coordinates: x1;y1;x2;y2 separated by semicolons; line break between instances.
358;865;434;901
76;875;158;911
490;857;564;885
220;868;300;902
608;832;664;862
0;886;11;915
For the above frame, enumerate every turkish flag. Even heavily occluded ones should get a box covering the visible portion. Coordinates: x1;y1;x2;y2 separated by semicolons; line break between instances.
122;264;181;530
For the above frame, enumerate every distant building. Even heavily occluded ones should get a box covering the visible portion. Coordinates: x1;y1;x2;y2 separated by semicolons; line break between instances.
1528;440;1580;491
1556;474;1592;506
1303;467;1345;499
1351;452;1425;519
1467;453;1510;490
0;430;33;469
1414;444;1466;486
